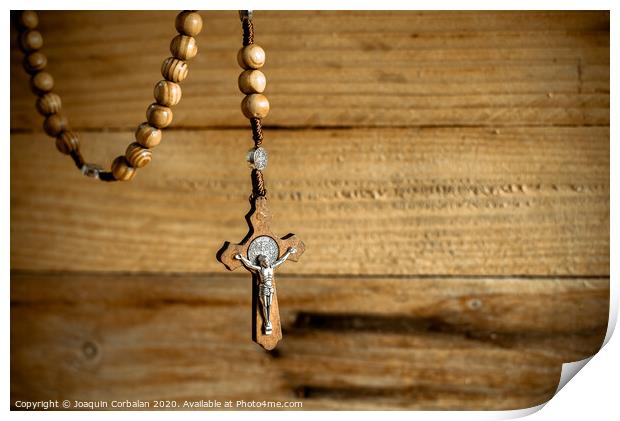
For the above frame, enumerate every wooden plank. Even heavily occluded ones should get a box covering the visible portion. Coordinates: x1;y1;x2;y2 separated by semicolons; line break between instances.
10;271;609;410
10;11;609;129
10;127;609;275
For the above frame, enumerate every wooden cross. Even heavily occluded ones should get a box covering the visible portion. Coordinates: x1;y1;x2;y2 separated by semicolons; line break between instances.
217;196;305;350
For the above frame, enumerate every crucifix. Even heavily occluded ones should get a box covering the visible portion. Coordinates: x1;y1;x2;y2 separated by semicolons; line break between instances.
15;9;306;350
217;196;305;350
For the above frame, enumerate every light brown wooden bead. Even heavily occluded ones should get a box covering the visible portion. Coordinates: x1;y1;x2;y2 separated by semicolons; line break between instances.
111;156;136;181
237;44;266;70
19;11;39;29
135;123;162;149
55;131;80;155
170;35;198;60
238;70;266;94
36;93;62;116
43;113;68;137
175;11;203;36
241;94;270;119
19;30;43;52
23;52;47;74
146;103;173;128
30;72;54;95
161;57;188;83
154;80;182;107
125;142;152;168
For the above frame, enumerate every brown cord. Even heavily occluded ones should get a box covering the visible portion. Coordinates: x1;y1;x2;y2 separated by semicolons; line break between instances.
250;117;263;146
242;19;254;46
99;172;116;182
243;16;265;198
70;150;84;170
251;169;267;197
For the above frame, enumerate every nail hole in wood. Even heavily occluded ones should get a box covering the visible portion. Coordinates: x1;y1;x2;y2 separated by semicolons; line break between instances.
82;341;98;359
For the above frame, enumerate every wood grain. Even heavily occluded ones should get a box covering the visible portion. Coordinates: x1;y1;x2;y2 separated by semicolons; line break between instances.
10;127;609;276
10;271;609;410
10;11;609;130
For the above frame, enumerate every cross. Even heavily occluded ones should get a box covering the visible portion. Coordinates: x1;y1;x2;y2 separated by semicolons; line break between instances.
217;196;305;350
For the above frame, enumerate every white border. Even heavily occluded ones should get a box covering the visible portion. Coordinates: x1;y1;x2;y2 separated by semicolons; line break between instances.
4;1;616;420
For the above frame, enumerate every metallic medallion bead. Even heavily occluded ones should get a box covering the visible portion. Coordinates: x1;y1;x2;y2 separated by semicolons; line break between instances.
81;163;103;179
247;236;280;266
170;35;198;60
241;94;270;119
146;103;173;128
154;80;182;107
175;11;203;37
43;113;68;137
238;69;266;94
30;71;54;94
247;147;268;170
161;57;189;83
111;156;136;181
23;51;47;73
55;130;80;155
35;92;62;116
125;142;152;168
135;122;162;149
19;11;39;29
19;30;43;52
237;44;266;70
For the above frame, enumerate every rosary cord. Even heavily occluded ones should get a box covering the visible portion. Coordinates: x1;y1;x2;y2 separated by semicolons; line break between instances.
251;169;266;197
250;118;263;146
242;18;254;46
69;150;85;171
14;10;203;181
238;11;268;198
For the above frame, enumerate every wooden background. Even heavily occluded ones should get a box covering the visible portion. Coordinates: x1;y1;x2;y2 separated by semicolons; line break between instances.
10;11;609;410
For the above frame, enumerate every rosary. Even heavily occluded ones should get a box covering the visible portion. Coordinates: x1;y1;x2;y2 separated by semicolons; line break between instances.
15;10;305;350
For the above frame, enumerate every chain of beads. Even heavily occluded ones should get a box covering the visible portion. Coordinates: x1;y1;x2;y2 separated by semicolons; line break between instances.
238;11;269;198
15;10;203;181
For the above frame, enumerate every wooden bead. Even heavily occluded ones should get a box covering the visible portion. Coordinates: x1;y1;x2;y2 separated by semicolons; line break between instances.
175;11;203;36
170;35;198;60
161;57;188;83
30;71;54;94
154;80;182;107
19;11;39;29
241;94;270;119
111;156;136;181
23;52;47;73
43;113;68;137
237;44;266;70
238;70;266;94
19;30;43;52
36;93;62;116
135;123;162;148
125;142;152;168
146;103;173;128
55;131;80;155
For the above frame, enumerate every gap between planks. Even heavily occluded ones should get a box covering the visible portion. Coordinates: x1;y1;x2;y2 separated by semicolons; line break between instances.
9;123;612;135
9;270;610;281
